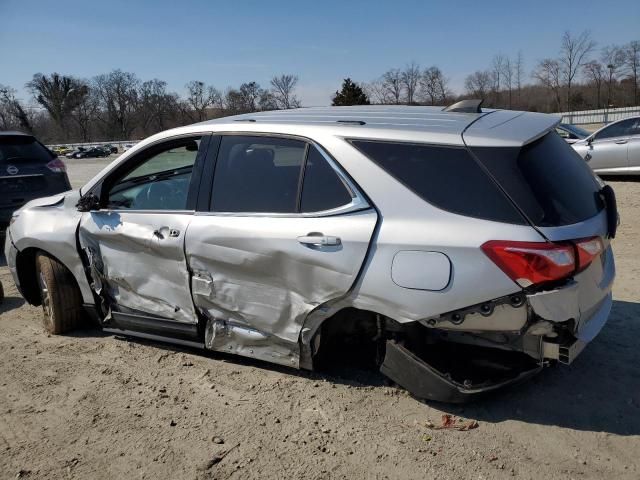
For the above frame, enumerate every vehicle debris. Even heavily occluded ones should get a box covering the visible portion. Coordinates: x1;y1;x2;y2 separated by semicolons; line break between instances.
426;414;479;431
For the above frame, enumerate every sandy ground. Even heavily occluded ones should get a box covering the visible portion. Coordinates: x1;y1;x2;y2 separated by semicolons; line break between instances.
0;159;639;479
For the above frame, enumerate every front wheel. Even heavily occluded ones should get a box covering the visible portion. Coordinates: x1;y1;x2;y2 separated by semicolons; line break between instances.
35;253;84;334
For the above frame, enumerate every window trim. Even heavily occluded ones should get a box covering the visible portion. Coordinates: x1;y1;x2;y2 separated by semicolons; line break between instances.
594;119;635;141
200;132;369;218
85;133;212;214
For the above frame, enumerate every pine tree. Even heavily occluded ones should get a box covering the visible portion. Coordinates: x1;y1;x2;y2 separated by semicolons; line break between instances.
332;78;370;106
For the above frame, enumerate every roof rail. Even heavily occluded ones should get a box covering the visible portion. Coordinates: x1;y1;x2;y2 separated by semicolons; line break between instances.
442;99;483;113
233;118;256;122
336;120;366;125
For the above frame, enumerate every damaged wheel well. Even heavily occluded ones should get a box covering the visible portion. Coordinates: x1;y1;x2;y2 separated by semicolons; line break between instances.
16;248;81;307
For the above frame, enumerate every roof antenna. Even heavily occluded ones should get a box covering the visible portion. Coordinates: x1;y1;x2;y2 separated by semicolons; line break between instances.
442;99;484;113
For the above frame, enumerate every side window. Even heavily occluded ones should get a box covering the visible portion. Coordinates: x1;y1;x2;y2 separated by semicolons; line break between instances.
107;137;201;210
211;136;306;213
595;119;635;140
556;127;571;139
301;147;353;212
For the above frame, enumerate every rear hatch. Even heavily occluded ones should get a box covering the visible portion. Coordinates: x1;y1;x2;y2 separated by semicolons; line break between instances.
0;134;70;218
464;115;615;334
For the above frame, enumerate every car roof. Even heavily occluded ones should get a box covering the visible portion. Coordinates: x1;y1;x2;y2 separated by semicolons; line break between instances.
196;106;561;147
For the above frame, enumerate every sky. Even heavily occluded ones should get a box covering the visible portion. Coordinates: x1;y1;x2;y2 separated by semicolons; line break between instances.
1;0;639;106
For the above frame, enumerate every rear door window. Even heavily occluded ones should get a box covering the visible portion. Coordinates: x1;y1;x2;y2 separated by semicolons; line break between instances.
300;146;353;213
350;140;526;224
211;136;306;213
471;132;603;227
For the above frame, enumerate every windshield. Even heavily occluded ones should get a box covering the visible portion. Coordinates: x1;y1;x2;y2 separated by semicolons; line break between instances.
0;135;54;164
561;124;590;138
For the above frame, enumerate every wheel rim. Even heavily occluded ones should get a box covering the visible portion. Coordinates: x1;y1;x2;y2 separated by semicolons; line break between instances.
38;271;54;328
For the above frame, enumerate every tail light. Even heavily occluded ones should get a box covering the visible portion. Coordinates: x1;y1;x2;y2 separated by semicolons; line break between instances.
46;157;66;173
575;236;604;272
482;237;605;288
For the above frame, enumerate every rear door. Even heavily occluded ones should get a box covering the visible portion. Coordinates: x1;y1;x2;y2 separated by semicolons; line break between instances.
626;119;640;169
186;135;377;352
78;135;210;332
585;119;634;170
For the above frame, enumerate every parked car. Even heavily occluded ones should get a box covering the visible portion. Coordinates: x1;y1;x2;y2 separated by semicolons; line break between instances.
555;123;590;144
72;146;111;159
51;145;74;156
4;104;617;402
122;143;135;152
572;116;640;174
103;144;118;154
66;147;85;158
1;131;71;232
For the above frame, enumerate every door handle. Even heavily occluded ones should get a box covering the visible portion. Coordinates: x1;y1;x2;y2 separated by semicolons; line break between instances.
153;228;180;239
615;139;628;144
297;234;341;246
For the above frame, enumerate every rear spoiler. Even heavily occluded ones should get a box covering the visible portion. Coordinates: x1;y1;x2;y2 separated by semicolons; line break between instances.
600;185;618;239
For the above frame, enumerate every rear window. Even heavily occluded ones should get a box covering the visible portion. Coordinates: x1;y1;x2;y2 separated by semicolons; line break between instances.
350;140;526;224
0;135;53;164
471;132;603;227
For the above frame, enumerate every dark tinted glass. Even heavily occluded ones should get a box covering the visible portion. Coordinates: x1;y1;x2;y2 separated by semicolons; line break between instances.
472;132;603;227
0;135;53;164
351;140;525;224
595;119;635;140
301;147;353;212
211;136;306;213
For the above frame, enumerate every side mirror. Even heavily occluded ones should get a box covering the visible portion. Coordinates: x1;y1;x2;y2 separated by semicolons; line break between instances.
586;136;594;146
76;193;100;212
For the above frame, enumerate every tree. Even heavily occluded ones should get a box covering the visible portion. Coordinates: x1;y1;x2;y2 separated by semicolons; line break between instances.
94;70;140;139
401;62;421;104
184;80;222;121
137;79;179;135
559;30;595;110
501;56;515;108
270;74;300;109
491;54;507;106
0;85;34;133
464;70;492;99
238;82;263;112
363;78;391;104
533;59;563;111
583;61;605;108
602;45;626;107
332;78;370;106
623;40;640;104
515;50;525;104
71;84;99;141
26;73;88;140
420;66;449;105
381;69;403;104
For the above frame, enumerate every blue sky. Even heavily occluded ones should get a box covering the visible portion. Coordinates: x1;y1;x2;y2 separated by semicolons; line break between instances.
1;0;638;105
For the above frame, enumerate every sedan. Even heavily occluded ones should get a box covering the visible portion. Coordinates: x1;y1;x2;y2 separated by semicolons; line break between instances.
572;116;640;175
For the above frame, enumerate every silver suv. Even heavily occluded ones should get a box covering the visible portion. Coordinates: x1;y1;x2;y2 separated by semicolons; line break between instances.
4;104;617;402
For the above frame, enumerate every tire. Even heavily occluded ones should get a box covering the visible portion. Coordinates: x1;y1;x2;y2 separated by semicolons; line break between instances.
35;253;84;334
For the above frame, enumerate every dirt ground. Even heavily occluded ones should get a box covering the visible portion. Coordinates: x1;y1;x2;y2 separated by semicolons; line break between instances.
0;159;639;479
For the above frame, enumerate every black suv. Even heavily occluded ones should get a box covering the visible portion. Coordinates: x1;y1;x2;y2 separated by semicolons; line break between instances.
0;131;71;231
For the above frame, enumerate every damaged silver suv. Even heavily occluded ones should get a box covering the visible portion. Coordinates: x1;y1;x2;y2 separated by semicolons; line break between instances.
4;103;617;402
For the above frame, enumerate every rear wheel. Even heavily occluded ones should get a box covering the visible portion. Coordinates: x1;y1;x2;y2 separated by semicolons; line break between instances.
35;253;84;334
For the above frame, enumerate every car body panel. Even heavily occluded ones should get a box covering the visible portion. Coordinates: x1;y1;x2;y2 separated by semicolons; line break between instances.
572;116;640;174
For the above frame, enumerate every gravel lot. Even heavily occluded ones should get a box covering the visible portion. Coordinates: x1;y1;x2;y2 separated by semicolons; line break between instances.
1;157;639;479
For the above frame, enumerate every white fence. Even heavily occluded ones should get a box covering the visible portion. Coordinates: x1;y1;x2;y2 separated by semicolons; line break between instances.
560;106;640;125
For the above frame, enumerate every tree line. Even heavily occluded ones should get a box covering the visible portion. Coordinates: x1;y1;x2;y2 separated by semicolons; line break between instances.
0;72;301;143
1;30;638;143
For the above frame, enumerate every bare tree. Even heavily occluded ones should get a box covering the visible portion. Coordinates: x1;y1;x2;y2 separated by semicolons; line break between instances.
601;45;626;107
270;74;300;109
381;69;403;104
501;57;515;108
623;40;640;104
184;80;222;121
71;84;99;142
138;79;179;135
401;62;421;104
559;30;596;110
583;61;605;108
533;59;563;111
464;70;492;99
491;54;507;106
26;73;88;140
515;50;525;104
0;85;35;133
238;82;264;112
94;70;140;139
363;78;391;104
420;66;449;105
